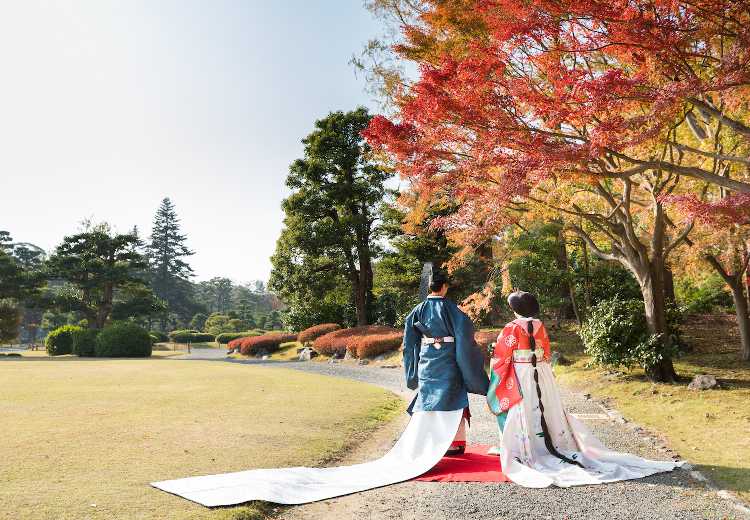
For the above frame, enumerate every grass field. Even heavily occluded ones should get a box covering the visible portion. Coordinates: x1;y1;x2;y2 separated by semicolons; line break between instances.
550;315;750;503
0;358;402;520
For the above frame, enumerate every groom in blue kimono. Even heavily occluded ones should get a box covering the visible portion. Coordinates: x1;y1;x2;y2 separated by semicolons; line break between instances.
403;269;490;455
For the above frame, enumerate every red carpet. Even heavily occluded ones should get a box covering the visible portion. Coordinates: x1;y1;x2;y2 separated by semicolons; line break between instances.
414;444;509;482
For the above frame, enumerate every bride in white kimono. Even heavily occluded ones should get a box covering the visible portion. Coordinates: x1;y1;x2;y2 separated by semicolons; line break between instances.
487;291;682;488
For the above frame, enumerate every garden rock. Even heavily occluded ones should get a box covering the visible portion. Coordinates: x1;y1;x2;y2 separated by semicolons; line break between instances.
297;347;318;361
357;359;369;365
688;374;719;391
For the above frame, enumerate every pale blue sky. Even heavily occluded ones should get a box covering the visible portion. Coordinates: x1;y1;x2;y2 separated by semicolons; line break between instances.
0;1;385;283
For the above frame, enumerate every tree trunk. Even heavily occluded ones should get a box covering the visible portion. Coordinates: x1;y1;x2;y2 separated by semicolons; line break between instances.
638;265;678;382
663;267;676;304
554;225;575;324
706;253;750;362
580;238;591;318
728;279;750;362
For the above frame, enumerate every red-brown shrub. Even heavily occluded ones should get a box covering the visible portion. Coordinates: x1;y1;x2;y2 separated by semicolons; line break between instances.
239;333;298;356
350;331;403;358
227;337;243;351
475;330;502;361
313;326;403;359
298;323;342;345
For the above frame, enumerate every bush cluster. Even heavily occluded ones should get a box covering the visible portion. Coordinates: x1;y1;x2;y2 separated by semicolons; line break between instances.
149;331;169;344
237;333;297;356
168;330;215;343
298;323;341;345
72;328;99;357
216;331;262;344
580;298;685;372
45;325;83;356
313;326;403;359
95;322;152;358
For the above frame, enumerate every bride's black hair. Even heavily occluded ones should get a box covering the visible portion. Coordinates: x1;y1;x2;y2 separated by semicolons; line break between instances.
527;318;584;468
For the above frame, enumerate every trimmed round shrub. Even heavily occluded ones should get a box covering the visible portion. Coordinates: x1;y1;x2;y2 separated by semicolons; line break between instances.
95;322;152;358
72;328;99;357
239;333;297;356
168;330;215;343
298;323;342;345
313;326;403;359
580;298;684;371
216;331;262;344
46;325;83;356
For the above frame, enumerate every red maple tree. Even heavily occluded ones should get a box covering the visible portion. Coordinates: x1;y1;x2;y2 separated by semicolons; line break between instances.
364;0;750;378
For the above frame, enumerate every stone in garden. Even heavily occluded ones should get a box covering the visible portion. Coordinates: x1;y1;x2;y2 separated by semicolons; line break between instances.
298;347;317;361
687;374;718;390
262;355;270;360
357;359;369;365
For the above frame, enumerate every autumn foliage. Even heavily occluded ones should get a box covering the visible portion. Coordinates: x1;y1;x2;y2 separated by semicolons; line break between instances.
298;323;342;345
363;0;750;378
313;326;403;359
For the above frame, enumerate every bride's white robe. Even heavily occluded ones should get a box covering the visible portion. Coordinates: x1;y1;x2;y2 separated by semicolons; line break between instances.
488;318;682;488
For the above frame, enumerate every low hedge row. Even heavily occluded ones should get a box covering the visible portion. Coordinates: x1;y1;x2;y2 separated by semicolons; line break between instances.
313;326;403;359
168;330;215;343
45;323;152;358
298;323;341;345
237;333;298;356
216;331;262;344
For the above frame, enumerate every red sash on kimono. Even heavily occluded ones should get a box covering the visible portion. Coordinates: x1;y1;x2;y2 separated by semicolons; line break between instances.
491;320;551;412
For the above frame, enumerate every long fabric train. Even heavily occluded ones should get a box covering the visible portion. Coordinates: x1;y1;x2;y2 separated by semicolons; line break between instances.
152;409;463;507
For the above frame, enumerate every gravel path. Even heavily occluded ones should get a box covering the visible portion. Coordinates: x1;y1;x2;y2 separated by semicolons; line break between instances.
178;349;748;519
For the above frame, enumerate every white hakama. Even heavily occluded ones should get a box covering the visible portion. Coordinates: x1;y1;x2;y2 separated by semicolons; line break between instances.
151;409;463;507
498;361;682;488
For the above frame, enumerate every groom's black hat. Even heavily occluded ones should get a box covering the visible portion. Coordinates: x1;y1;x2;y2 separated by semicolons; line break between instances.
507;291;540;318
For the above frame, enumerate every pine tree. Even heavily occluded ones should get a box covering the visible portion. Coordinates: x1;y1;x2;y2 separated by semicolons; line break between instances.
146;198;195;329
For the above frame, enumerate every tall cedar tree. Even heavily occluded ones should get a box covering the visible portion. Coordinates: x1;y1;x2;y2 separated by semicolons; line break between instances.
365;0;750;379
146;198;195;329
270;108;389;326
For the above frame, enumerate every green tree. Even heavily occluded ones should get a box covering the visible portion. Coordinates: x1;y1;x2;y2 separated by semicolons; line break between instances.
375;197;494;326
204;313;244;336
270;108;389;326
196;277;234;314
0;231;47;342
46;228;149;329
146;198;196;329
190;312;208;331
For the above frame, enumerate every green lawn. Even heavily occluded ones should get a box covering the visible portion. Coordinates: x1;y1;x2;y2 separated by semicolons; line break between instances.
0;358;402;520
551;315;750;503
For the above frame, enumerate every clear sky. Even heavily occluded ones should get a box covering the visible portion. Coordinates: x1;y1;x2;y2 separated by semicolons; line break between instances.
0;1;385;283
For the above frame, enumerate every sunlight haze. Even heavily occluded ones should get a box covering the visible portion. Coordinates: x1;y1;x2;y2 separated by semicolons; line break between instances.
0;0;382;283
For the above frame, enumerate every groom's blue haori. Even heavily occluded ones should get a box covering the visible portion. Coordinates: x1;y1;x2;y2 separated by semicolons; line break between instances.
403;295;489;413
